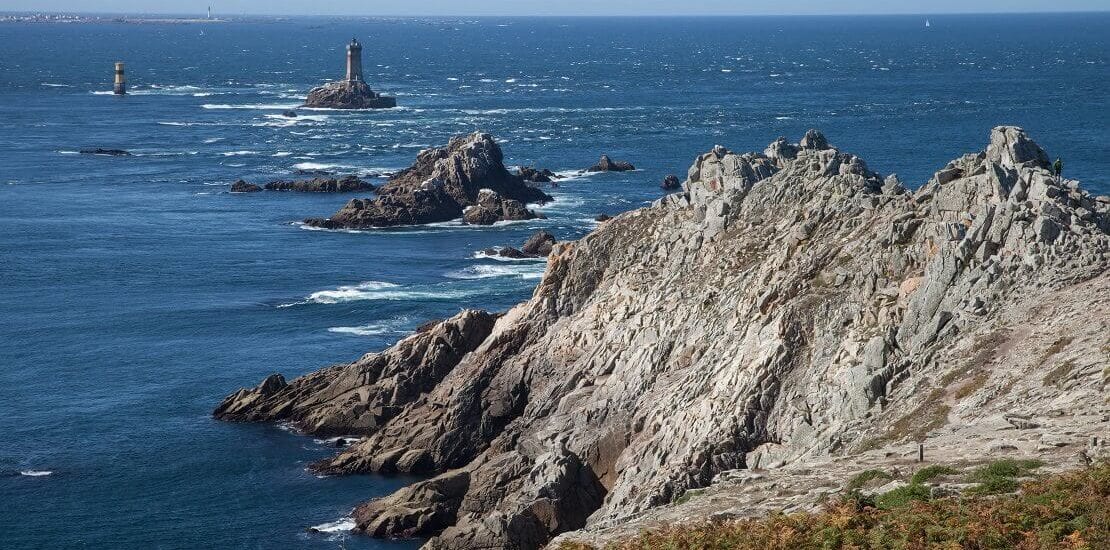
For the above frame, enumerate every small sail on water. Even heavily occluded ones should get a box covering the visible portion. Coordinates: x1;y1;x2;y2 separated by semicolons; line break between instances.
925;19;931;28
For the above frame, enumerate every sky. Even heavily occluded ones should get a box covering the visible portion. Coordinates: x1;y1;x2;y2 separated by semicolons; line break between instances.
1;0;1108;16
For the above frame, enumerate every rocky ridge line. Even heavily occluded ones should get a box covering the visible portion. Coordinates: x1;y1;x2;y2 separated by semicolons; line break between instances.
217;127;1109;549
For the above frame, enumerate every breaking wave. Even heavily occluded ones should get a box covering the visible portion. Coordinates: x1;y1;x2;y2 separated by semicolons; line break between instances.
279;281;477;307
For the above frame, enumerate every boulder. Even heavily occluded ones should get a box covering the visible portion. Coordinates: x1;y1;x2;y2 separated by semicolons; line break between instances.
661;174;682;190
587;154;635;172
281;110;298;118
595;214;612;222
305;132;552;228
264;175;374;193
230;180;262;193
304;81;396;109
518;167;559;183
463;189;542;225
521;230;557;257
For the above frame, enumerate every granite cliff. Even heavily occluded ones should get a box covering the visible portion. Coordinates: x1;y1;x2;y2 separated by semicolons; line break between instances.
218;127;1109;548
304;132;552;228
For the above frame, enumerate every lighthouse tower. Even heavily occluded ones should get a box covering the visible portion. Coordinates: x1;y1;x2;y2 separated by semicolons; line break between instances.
345;38;363;84
113;62;126;95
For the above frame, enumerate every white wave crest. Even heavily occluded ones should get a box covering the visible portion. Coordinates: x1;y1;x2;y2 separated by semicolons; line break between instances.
309;517;355;533
20;470;52;477
279;282;475;307
447;264;545;280
202;103;300;110
327;324;398;336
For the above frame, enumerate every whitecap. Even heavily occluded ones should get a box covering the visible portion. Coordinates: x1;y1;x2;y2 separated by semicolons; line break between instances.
41;83;72;88
327;324;398;336
292;161;356;171
158;121;192;126
447;264;545;280
279;281;476;307
202;103;300;110
775;116;794;120
58;150;79;155
20;470;52;477
472;249;548;263
309;517;355;533
221;150;259;157
90;90;115;95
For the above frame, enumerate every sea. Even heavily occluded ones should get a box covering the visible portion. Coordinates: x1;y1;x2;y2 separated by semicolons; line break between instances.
0;13;1107;549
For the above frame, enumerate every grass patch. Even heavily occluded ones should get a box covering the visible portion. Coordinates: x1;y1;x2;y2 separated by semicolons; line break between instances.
874;483;931;509
910;464;957;484
845;469;892;491
966;459;1043;495
561;464;1110;550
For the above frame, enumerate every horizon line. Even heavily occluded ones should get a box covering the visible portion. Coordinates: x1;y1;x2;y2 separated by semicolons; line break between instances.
3;10;1109;18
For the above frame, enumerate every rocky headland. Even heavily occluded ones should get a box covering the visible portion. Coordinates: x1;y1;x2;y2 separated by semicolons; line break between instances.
304;80;396;109
217;127;1109;549
304;132;553;228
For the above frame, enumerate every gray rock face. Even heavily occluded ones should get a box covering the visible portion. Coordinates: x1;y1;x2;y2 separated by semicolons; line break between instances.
218;126;1109;549
304;132;552;228
462;189;543;225
304;81;396;109
264;175;374;193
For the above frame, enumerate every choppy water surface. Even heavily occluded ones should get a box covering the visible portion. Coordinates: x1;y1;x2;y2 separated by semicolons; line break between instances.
0;14;1107;549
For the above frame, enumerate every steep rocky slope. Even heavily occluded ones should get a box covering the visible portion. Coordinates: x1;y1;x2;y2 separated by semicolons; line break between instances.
304;132;551;228
218;127;1109;549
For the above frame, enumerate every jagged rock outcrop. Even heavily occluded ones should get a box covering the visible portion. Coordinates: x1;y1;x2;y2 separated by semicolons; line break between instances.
305;132;552;228
219;127;1109;549
264;175;374;193
517;167;559;184
481;231;558;259
462;189;543;225
304;81;396;109
587;155;635;172
230;179;262;193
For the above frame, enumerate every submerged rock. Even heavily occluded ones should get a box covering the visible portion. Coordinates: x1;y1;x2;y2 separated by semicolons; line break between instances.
219;127;1109;549
230;180;262;193
304;132;552;228
78;148;130;156
264;175;374;193
588;154;635;172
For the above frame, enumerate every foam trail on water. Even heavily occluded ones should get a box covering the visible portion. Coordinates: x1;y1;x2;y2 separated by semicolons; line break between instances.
279;281;477;307
20;470;52;477
447;264;546;280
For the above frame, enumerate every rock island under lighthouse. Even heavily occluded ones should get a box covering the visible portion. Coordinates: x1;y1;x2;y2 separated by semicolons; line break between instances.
304;38;396;109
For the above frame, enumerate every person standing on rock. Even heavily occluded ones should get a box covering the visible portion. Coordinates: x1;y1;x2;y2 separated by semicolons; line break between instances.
1053;157;1063;179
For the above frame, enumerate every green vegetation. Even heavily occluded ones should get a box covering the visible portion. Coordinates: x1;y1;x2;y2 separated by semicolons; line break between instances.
560;463;1109;550
910;464;957;484
966;458;1043;495
845;469;892;491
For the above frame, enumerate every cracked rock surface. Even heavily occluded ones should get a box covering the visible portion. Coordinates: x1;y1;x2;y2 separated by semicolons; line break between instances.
218;127;1109;549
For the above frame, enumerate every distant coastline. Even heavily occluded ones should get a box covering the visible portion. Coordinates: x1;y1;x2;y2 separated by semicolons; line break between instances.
0;13;227;24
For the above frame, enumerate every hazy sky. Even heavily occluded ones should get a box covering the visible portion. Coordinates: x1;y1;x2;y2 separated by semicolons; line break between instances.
2;0;1107;16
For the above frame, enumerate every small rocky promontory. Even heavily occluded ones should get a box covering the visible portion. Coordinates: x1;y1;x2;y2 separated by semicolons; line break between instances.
517;166;559;184
587;154;635;172
660;174;681;190
264;175;374;193
304;81;397;109
304;132;553;228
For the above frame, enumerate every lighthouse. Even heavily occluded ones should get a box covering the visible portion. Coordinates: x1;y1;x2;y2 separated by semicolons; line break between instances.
345;38;363;84
113;62;126;95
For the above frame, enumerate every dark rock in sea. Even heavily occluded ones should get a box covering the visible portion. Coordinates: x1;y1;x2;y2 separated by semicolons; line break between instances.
463;189;543;225
230;180;262;193
518;166;558;183
482;246;527;259
281;110;298;118
304;81;396;110
264;175;374;193
595;213;612;222
304;132;553;229
295;168;334;177
79;148;130;156
521;230;557;257
587;154;635;172
661;174;682;190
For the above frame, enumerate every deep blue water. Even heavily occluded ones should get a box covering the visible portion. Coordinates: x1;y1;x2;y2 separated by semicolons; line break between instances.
0;13;1107;549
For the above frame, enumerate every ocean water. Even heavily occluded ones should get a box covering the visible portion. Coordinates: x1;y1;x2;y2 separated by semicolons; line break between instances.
0;13;1107;549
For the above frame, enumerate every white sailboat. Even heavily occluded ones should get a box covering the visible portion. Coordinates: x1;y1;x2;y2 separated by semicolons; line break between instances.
925;19;931;28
